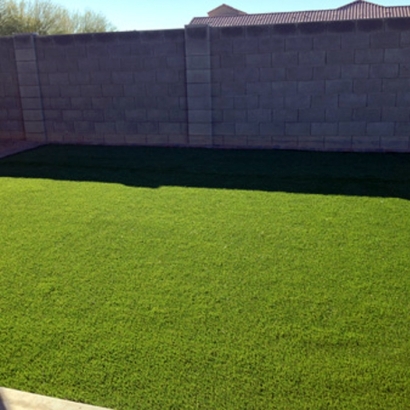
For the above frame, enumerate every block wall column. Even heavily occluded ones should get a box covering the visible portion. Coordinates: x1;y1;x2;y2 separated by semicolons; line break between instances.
13;33;46;142
184;25;213;147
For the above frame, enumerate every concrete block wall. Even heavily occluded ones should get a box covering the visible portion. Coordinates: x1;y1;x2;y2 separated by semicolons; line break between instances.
0;19;409;152
0;37;24;141
210;19;410;152
35;30;188;146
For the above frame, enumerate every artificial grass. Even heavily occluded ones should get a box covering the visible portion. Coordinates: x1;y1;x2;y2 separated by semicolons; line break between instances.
0;145;409;409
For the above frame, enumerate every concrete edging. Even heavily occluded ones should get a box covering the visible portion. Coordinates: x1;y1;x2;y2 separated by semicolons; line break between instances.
0;387;113;410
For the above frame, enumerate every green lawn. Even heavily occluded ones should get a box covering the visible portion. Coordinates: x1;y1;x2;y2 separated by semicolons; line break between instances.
0;145;409;409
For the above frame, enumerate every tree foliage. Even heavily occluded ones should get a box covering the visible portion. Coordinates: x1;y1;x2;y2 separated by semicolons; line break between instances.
0;0;115;35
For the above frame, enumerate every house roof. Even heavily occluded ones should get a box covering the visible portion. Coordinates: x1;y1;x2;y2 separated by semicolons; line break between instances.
190;0;410;27
207;4;247;17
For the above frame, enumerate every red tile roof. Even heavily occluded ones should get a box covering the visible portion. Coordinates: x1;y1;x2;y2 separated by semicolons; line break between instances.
190;1;410;27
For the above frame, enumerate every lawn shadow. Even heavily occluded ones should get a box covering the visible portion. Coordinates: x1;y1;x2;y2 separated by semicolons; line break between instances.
0;144;409;200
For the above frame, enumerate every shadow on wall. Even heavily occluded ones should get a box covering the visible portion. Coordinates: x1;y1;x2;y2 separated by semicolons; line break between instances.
0;144;409;200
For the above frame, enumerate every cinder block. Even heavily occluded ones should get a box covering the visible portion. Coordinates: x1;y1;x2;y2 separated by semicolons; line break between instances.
341;33;370;49
370;64;399;79
298;136;325;150
353;107;381;121
83;110;104;121
159;122;183;134
355;49;383;64
324;136;352;151
352;136;380;151
383;78;410;92
271;81;297;96
259;94;284;109
286;122;310;136
298;108;325;121
370;32;400;49
258;37;285;53
397;91;410;106
395;122;410;135
299;50;326;66
220;54;246;69
156;69;179;83
21;98;43;110
338;121;366;135
23;110;43;121
25;132;46;142
187;69;211;83
313;34;341;50
95;122;116;133
220;81;246;96
260;67;286;81
213;122;235;135
297;80;325;95
366;122;395;136
271;51;298;66
63;110;83;121
311;122;338;136
246;82;271;95
325;80;352;94
313;66;341;80
235;122;258;136
186;55;211;70
233;95;258;110
285;95;310;109
271;136;298;150
213;96;234;109
102;84;124;97
123;84;145;98
15;48;36;62
341;64;369;78
138;122;159;134
112;72;134;85
260;121;285;136
382;107;410;121
286;66;313;81
60;85;82;98
124;133;147;145
380;136;409;152
233;67;260;82
147;109;169;121
68;72;91;85
339;93;366;107
19;86;41;98
367;92;396;107
188;110;211;122
286;37;312;51
400;63;410;77
273;108;298;121
221;135;247;147
70;97;93;109
246;53;271;68
233;38;260;54
223;109;247;121
189;122;212;136
246;136;273;148
188;83;211;97
326;50;354;64
168;134;188;145
78;58;99;71
188;135;213;147
354;79;381;93
247;109;271;122
24;121;45;133
326;108;352;121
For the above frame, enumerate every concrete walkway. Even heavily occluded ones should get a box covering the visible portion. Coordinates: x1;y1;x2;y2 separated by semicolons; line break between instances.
0;141;44;159
0;388;112;410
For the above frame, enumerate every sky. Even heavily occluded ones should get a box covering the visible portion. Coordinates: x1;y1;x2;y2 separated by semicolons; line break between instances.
51;0;410;32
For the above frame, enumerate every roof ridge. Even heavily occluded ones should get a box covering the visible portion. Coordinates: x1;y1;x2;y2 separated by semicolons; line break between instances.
337;0;385;10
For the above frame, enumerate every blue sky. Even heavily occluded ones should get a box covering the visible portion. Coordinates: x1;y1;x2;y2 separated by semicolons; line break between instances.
52;0;410;31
